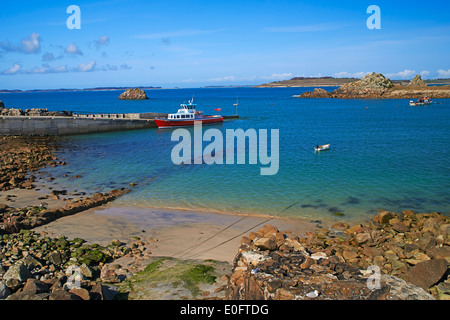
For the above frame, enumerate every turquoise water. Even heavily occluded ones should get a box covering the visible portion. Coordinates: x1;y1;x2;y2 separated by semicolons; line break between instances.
2;88;449;221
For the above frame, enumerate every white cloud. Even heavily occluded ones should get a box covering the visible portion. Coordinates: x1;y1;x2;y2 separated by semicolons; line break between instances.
0;33;41;54
437;69;450;78
2;63;21;75
208;75;236;82
386;69;417;79
94;35;110;49
260;73;293;80
420;70;431;79
65;42;83;55
77;60;96;72
52;65;68;73
21;33;41;53
333;71;368;78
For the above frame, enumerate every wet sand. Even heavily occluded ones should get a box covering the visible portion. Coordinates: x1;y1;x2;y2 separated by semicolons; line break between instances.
1;186;319;263
32;203;318;263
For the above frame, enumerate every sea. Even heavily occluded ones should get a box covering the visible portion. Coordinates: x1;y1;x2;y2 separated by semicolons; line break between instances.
2;87;449;222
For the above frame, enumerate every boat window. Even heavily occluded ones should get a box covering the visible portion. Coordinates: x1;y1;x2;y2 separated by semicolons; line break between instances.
181;115;185;119
177;115;180;119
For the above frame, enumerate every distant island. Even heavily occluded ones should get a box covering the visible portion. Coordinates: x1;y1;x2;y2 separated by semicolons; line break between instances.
0;86;161;94
257;76;450;88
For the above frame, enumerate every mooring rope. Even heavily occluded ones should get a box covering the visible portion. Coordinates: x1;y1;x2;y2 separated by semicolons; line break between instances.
181;202;299;259
174;215;248;259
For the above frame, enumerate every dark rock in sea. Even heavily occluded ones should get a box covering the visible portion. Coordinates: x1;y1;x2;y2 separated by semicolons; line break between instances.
0;100;4;110
297;88;331;98
118;88;149;100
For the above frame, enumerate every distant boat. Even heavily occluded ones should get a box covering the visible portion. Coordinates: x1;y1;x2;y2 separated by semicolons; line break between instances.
154;99;223;128
315;144;330;152
409;97;432;106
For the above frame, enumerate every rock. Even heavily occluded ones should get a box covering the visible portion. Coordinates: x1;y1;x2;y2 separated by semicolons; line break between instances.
381;275;435;300
298;88;331;98
100;264;120;283
355;232;371;245
331;222;349;230
406;259;448;290
0;281;11;299
3;262;32;282
69;288;90;300
407;75;427;87
331;72;394;98
253;237;277;251
48;251;67;266
118;88;149;100
392;222;409;233
373;210;395;224
22;278;49;294
89;283;104;300
0;100;5;110
49;288;82;300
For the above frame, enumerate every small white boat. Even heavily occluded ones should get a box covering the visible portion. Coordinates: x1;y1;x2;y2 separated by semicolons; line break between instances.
315;144;330;151
409;97;432;106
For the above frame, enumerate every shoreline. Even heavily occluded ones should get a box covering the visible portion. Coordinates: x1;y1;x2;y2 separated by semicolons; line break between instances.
31;202;320;264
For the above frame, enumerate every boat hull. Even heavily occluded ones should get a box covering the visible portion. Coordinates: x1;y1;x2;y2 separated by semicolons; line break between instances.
315;144;330;151
154;116;223;128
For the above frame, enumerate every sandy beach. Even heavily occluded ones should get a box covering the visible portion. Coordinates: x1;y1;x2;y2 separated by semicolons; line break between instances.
31;202;318;264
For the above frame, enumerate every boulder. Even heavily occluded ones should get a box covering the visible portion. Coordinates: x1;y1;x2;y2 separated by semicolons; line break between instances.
118;88;149;100
407;75;427;87
298;88;331;98
0;100;4;110
2;262;32;282
331;72;394;98
405;259;448;290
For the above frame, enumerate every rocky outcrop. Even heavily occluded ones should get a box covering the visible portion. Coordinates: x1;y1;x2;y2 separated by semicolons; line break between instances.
118;88;149;100
226;210;449;300
408;75;427;87
297;88;331;98
329;72;394;98
0;136;62;192
0;101;4;110
0;188;130;234
298;72;450;99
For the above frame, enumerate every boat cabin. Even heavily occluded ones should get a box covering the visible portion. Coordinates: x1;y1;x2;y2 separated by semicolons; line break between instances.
167;101;203;120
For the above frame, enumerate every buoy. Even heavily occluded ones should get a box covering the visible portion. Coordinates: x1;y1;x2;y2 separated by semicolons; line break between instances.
366;107;369;109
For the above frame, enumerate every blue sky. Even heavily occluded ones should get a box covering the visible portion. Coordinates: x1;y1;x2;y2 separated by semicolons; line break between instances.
0;0;449;89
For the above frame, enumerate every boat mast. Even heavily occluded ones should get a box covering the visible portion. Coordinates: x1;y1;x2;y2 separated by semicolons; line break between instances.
233;97;239;115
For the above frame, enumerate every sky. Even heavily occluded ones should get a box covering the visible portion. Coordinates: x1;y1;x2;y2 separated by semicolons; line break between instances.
0;0;449;90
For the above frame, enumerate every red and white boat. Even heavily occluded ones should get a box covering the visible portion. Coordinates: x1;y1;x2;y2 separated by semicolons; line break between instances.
154;99;223;128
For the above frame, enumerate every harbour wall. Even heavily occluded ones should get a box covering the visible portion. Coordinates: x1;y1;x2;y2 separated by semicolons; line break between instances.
0;113;239;136
0;115;157;136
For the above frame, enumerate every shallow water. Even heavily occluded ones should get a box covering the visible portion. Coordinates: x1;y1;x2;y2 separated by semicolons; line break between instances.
3;87;449;221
